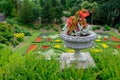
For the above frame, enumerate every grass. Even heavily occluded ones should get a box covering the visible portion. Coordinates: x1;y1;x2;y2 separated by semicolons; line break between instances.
1;47;120;79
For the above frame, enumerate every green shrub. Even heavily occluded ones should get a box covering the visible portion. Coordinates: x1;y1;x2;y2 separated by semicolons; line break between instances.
45;25;51;30
53;27;59;31
14;24;31;36
104;25;111;31
21;29;32;36
96;26;101;29
6;18;17;25
13;40;19;47
0;22;13;45
92;25;101;31
92;27;96;31
14;24;21;33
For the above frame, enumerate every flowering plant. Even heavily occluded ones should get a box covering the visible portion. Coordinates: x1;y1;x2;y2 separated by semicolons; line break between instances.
54;44;61;49
14;33;24;42
63;9;91;36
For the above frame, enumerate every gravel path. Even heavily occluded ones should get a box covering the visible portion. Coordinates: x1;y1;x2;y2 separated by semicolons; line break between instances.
111;28;120;35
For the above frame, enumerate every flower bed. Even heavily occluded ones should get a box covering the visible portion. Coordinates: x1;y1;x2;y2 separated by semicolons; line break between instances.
114;44;120;49
103;38;108;41
111;36;120;42
26;44;37;53
35;37;42;42
101;44;108;48
47;37;52;42
41;45;50;50
95;39;101;42
54;39;61;43
54;44;61;49
90;48;103;53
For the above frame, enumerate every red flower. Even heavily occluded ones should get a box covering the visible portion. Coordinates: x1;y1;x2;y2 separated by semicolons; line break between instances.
35;37;42;42
103;38;108;41
47;37;52;42
26;44;37;53
79;9;90;19
111;36;120;42
41;45;50;50
115;44;120;49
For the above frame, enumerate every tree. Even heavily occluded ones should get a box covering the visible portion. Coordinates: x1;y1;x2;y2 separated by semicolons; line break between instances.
0;0;14;17
41;0;63;24
50;0;63;23
18;0;34;23
81;1;98;24
41;1;54;24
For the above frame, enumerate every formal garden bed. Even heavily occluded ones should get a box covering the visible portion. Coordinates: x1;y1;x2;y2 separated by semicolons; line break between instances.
26;32;120;58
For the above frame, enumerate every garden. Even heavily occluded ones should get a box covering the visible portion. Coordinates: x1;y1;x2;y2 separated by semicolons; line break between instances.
0;0;120;80
26;32;120;57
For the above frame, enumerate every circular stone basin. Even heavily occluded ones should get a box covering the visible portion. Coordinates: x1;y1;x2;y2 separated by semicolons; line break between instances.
60;31;97;49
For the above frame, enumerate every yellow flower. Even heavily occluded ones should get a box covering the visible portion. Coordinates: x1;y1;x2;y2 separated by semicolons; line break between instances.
54;44;61;48
91;49;103;53
66;49;75;53
54;39;61;43
14;33;25;41
95;39;101;42
101;44;108;48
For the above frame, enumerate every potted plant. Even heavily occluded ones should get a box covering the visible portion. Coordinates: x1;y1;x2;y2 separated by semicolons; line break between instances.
60;9;97;68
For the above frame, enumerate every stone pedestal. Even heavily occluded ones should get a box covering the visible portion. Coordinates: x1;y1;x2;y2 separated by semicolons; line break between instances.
60;52;95;69
60;31;97;69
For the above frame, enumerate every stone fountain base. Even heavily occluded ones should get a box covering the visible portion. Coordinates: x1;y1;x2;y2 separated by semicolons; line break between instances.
60;52;95;69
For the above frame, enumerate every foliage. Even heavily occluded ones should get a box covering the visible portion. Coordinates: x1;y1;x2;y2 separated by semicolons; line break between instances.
94;0;120;26
6;18;17;25
40;1;54;24
92;25;101;31
40;0;63;24
18;0;35;23
115;24;120;29
64;13;71;17
0;44;11;67
104;25;111;31
0;47;120;79
118;27;120;33
0;0;14;17
81;1;98;24
14;24;31;36
45;25;51;30
0;22;13;45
